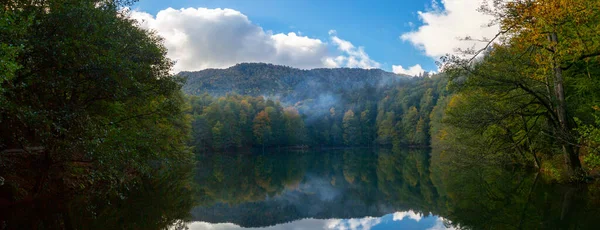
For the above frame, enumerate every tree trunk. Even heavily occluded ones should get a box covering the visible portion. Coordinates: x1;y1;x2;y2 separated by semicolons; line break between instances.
549;32;582;175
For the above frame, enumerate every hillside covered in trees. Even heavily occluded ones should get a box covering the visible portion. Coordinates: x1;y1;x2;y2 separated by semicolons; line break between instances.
184;64;447;152
182;0;600;182
180;63;412;99
4;0;600;229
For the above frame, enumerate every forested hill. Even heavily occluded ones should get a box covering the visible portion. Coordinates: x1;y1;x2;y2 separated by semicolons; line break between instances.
180;63;411;99
183;63;448;151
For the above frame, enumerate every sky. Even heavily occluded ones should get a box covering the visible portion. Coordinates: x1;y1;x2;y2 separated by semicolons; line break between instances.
186;210;456;230
130;0;499;76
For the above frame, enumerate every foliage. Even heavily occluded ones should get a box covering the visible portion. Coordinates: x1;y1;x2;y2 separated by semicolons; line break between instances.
440;0;600;176
576;114;600;169
185;64;449;150
0;0;192;198
180;63;410;97
188;94;305;151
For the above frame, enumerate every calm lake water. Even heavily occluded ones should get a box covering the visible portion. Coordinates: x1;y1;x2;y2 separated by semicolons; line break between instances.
186;148;600;230
5;148;600;229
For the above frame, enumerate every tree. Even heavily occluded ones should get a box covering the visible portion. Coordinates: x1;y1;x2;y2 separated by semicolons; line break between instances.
212;121;224;150
414;117;428;146
0;0;192;196
253;110;272;150
360;109;374;146
482;0;600;175
191;116;211;153
283;107;306;145
402;106;420;144
377;111;396;145
343;110;360;146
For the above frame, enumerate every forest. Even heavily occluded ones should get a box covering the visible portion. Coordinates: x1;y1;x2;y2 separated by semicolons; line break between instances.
1;0;600;228
184;0;600;182
1;0;194;217
186;70;448;151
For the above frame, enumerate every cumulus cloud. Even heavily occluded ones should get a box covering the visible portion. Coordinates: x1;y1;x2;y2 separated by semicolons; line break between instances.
186;217;382;230
427;217;457;230
186;213;455;230
401;0;500;58
325;30;381;69
326;217;382;230
392;64;426;77
129;8;381;72
392;210;423;222
129;8;329;72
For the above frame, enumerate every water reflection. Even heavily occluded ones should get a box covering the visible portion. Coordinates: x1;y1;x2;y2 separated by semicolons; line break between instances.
191;147;600;230
3;147;600;229
186;211;452;230
191;148;450;229
2;165;196;230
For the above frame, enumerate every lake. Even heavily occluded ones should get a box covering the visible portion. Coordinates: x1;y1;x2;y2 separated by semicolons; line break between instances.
4;147;600;229
186;148;600;230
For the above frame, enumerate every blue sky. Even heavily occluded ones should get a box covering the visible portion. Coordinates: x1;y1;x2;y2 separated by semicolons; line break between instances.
186;210;455;230
131;0;498;75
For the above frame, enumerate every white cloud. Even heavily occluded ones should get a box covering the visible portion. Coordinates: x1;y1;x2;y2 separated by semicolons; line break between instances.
392;64;426;76
392;210;423;222
129;8;329;72
185;216;382;230
401;0;500;58
427;217;457;230
326;216;382;230
185;213;456;230
325;31;381;69
129;8;380;72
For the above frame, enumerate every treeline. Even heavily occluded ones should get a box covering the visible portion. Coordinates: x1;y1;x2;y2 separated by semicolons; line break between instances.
189;94;306;151
0;0;193;205
188;74;448;152
436;0;600;179
300;74;447;147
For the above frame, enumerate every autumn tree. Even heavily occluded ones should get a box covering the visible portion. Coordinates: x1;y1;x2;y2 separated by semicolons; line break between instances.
253;110;272;150
283;107;306;145
443;0;600;175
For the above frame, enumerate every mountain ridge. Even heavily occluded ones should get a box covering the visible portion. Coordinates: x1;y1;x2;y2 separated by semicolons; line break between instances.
179;63;412;98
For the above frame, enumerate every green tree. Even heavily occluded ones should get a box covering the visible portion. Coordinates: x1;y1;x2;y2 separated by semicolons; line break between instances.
212;121;224;150
283;107;306;145
360;109;375;146
402;106;419;144
343;110;360;146
0;0;192;196
253;110;272;150
444;0;600;176
377;111;396;145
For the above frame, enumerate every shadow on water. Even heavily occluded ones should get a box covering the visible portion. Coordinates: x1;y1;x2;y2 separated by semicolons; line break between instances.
1;164;196;230
191;147;600;229
3;147;600;229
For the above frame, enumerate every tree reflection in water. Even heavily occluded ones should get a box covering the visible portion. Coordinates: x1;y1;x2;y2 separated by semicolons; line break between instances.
3;147;600;229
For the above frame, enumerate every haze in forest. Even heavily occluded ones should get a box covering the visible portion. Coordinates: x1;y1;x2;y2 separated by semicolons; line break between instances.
2;0;600;229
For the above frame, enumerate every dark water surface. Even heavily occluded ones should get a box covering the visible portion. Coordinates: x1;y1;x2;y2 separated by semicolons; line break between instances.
187;148;600;230
4;148;600;229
